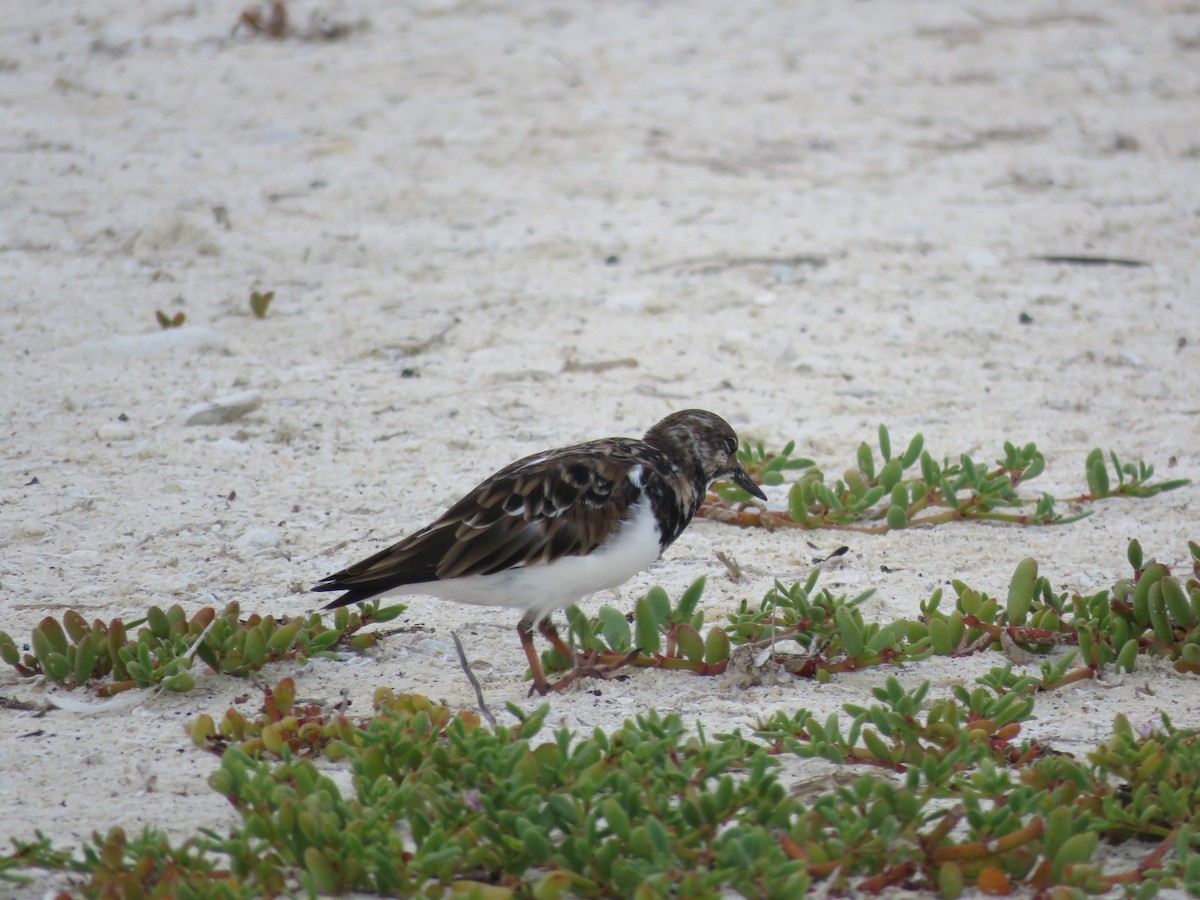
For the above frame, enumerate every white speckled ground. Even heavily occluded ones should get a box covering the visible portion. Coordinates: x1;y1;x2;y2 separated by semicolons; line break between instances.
2;0;1199;894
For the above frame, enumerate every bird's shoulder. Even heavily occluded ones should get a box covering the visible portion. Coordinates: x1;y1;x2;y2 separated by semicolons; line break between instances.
437;437;668;526
393;437;659;578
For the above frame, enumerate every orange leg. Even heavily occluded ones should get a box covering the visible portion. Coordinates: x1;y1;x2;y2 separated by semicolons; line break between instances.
518;615;553;695
537;617;577;664
542;647;641;693
520;613;640;695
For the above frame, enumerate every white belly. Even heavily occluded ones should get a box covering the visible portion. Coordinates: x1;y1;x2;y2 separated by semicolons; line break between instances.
387;494;662;621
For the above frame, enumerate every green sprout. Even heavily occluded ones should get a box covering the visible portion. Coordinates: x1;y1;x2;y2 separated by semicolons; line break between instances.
703;425;1189;533
249;290;275;319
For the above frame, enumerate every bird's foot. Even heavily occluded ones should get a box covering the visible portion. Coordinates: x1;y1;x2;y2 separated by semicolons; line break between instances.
529;648;640;695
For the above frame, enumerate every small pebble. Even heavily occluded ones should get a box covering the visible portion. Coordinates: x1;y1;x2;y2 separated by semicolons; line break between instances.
211;436;252;454
185;389;263;426
77;326;226;360
415;638;452;656
97;422;136;441
90;25;136;57
234;526;283;559
963;248;999;270
64;550;103;568
17;519;51;538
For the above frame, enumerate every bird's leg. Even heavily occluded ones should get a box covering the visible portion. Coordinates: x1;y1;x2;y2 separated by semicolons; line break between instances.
537;617;578;665
537;615;640;692
518;613;553;696
523;614;638;695
542;648;640;693
594;647;641;677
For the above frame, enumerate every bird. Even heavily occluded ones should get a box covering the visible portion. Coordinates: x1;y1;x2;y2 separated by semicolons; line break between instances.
313;409;766;693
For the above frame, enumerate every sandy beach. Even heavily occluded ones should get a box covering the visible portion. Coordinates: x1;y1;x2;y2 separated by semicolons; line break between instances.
2;0;1198;894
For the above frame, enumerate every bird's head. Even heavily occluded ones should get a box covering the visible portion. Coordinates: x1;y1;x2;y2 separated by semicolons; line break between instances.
645;409;767;500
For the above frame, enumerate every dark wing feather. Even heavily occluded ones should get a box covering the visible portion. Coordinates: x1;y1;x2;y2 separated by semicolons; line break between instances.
313;440;647;608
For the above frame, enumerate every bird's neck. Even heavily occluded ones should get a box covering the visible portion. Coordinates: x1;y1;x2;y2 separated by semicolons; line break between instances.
640;466;706;550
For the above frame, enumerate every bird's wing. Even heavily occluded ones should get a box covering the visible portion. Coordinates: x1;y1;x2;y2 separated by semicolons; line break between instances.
313;439;649;603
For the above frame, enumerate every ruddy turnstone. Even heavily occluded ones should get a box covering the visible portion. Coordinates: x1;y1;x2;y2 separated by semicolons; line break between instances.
314;409;765;693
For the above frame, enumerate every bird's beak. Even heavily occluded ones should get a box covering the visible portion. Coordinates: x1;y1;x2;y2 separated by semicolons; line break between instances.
730;463;767;500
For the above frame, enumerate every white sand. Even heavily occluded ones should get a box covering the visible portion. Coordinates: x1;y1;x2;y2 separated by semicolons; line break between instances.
2;0;1198;894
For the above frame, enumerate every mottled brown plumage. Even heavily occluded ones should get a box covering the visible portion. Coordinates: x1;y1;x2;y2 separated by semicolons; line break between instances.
313;409;765;693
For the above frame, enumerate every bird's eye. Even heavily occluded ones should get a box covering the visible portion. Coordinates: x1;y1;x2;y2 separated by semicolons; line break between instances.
725;438;738;456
